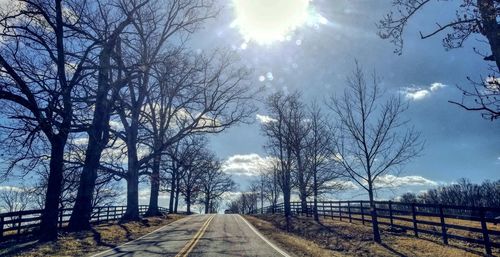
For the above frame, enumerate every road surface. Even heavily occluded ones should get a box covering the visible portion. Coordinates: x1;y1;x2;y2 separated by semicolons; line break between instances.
92;214;293;257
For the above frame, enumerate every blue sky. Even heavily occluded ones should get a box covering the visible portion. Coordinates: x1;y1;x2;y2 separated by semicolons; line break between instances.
190;0;500;200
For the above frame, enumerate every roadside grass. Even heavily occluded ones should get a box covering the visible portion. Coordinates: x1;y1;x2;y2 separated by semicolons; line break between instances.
246;214;499;257
0;214;185;257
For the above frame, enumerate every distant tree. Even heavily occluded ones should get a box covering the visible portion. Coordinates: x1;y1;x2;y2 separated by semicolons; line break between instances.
261;165;281;213
198;158;236;214
378;0;500;120
328;62;423;243
411;178;500;208
0;186;35;213
399;192;418;203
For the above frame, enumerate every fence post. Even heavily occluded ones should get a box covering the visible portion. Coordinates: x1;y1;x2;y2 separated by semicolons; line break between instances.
439;205;448;245
389;201;394;228
339;202;342;221
479;207;492;255
17;214;22;239
59;209;63;228
0;216;3;241
360;201;365;225
348;202;352;223
107;206;110;222
330;202;333;219
411;203;418;237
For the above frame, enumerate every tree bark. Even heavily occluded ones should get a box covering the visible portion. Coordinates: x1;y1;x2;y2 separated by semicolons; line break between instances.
174;183;180;213
283;185;291;232
122;136;140;220
145;152;161;216
368;182;381;243
204;193;210;214
168;171;176;213
186;191;192;214
39;138;66;241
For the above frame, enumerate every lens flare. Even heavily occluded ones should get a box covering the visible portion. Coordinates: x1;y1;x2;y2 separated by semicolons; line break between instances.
232;0;313;45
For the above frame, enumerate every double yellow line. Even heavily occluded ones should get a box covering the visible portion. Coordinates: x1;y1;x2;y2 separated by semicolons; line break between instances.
175;215;215;257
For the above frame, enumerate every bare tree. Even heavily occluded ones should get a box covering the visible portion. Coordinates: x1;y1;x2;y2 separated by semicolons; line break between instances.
162;135;207;214
327;62;423;242
0;0;96;240
261;92;296;230
306;103;343;221
69;0;149;231
262;165;282;214
0;186;35;213
198;157;236;214
141;49;256;216
283;93;312;214
378;0;500;120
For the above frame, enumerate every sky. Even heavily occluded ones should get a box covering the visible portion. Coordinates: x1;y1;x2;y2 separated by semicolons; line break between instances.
0;0;499;211
191;0;500;201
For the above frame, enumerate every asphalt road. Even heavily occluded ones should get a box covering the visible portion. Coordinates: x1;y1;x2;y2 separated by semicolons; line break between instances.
92;214;293;257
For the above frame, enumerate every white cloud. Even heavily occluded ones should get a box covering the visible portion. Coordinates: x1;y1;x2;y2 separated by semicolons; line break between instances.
222;153;275;176
0;186;24;192
374;174;437;188
256;114;276;124
402;82;446;101
405;89;430;100
429;82;446;92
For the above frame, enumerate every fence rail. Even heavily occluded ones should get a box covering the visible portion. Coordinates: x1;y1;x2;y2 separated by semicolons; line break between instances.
251;201;500;255
0;205;168;242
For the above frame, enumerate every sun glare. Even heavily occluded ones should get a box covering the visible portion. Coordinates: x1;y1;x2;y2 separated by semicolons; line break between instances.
232;0;314;45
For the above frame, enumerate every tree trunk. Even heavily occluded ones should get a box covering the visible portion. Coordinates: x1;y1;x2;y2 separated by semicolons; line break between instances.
313;169;319;222
145;152;161;216
168;172;176;213
174;183;180;213
68;141;100;231
283;185;291;232
368;182;381;243
123;141;140;220
186;191;191;214
39;138;65;241
123;172;140;220
69;44;117;231
204;194;210;214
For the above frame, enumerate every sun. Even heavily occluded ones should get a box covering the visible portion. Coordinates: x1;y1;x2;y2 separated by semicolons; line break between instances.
232;0;313;45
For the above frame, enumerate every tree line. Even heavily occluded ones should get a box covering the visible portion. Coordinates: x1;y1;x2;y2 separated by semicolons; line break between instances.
399;178;500;208
0;0;252;241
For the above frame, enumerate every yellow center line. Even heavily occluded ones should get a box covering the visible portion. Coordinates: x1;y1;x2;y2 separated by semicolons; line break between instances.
175;215;215;257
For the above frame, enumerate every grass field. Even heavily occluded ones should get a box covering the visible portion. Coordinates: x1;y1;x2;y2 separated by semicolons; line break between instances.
247;214;500;257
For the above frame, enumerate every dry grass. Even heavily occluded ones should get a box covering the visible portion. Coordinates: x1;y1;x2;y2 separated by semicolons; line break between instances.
0;214;185;257
247;214;499;257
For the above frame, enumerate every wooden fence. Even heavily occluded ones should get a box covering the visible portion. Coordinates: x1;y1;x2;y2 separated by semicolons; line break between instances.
251;201;500;255
0;205;168;242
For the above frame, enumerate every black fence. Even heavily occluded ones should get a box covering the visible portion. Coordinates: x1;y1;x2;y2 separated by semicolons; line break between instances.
251;201;500;255
0;205;168;242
